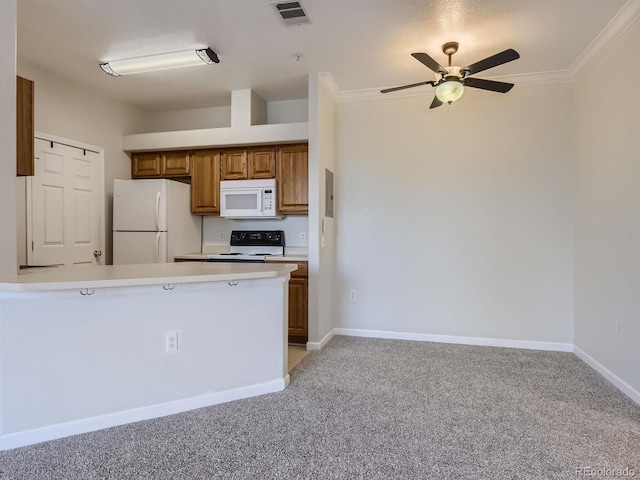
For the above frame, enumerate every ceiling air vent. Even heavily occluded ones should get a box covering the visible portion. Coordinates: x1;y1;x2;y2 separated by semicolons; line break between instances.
271;1;311;26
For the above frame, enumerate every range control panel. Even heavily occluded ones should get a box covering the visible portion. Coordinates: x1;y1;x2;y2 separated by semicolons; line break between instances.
230;230;285;247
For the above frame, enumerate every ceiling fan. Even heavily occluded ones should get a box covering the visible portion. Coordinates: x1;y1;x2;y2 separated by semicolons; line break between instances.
381;42;520;109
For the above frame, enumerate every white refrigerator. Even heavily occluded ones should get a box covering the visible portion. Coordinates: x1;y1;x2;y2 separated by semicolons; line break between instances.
112;179;202;265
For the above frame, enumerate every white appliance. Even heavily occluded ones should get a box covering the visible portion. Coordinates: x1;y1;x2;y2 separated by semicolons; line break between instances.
220;178;282;219
206;230;285;263
113;179;202;265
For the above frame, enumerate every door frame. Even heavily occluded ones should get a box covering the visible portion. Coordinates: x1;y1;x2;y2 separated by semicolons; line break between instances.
26;132;105;266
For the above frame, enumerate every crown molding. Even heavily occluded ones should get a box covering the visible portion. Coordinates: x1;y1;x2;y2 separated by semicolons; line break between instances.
318;72;340;102
334;0;640;103
569;0;640;80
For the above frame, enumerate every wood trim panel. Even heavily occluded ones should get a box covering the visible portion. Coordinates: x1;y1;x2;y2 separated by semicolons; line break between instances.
16;76;34;177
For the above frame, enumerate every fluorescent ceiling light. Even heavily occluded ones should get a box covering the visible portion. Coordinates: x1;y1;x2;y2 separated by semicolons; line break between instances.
100;48;219;77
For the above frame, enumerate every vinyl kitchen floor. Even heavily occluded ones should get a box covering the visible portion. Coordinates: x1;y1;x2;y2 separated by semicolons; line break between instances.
288;345;309;372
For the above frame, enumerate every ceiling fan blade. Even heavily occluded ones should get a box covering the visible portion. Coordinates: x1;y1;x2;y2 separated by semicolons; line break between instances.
411;53;448;75
463;77;514;93
430;96;443;109
460;49;520;76
380;81;433;94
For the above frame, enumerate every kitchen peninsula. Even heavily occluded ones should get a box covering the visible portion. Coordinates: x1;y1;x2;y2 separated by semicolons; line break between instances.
0;262;296;450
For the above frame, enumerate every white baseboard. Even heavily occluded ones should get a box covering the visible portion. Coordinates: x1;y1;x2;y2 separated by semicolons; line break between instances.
306;328;336;350
335;328;574;352
0;377;286;451
573;345;640;406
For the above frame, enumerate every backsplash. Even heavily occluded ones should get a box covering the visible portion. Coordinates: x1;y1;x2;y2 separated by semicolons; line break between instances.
202;216;309;248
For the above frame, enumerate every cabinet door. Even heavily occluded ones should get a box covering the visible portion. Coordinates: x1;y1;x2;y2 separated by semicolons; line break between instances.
162;151;190;176
288;277;308;338
191;149;221;215
16;76;34;177
276;144;308;214
131;152;161;178
221;148;248;180
248;147;276;179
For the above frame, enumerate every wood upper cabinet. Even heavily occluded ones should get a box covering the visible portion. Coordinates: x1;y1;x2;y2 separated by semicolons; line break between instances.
132;151;190;178
162;151;190;176
132;152;162;177
221;148;247;180
276;144;308;214
248;146;276;179
221;146;276;180
16;76;34;177
191;149;221;215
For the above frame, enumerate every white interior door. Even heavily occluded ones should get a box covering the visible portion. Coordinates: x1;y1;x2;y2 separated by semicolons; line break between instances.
29;137;103;267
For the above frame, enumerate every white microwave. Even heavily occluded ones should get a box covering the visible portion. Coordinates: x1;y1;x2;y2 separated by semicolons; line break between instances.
220;179;282;219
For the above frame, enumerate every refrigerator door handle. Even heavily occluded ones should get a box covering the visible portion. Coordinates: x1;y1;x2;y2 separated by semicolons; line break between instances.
156;232;161;263
155;191;161;231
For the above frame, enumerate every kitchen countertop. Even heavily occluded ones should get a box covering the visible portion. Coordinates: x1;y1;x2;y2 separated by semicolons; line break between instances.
0;262;297;292
174;254;308;262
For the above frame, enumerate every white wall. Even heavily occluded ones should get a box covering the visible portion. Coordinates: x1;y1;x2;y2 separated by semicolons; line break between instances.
141;99;308;134
144;105;232;132
307;74;338;346
16;61;148;265
335;84;575;344
573;18;640;394
267;99;308;125
0;1;17;276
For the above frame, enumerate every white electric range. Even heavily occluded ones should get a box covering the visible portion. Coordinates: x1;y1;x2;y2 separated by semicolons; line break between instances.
206;230;285;263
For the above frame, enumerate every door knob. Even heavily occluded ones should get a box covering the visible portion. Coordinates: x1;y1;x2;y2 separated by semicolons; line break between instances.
93;250;102;258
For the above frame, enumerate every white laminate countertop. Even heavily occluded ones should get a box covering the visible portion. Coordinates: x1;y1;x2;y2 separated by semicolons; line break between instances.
173;254;308;262
0;262;297;292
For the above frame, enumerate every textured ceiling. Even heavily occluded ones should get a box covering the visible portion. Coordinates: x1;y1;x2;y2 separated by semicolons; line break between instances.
17;0;631;112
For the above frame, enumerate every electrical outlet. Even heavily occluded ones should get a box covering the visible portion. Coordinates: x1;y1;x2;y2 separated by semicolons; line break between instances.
350;289;356;301
219;232;225;240
300;232;306;243
614;317;619;334
166;331;179;352
321;236;325;248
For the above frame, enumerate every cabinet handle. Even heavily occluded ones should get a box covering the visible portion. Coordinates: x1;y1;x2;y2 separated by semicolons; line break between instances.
80;288;94;296
228;280;239;286
162;284;175;291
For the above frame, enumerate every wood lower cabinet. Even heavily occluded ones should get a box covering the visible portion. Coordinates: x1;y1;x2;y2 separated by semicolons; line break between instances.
16;76;34;177
191;149;221;214
276;144;308;214
132;151;190;178
288;278;308;343
287;261;308;344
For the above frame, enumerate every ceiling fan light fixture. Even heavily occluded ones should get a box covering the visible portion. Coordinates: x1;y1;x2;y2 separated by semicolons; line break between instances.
435;79;464;104
100;48;219;77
